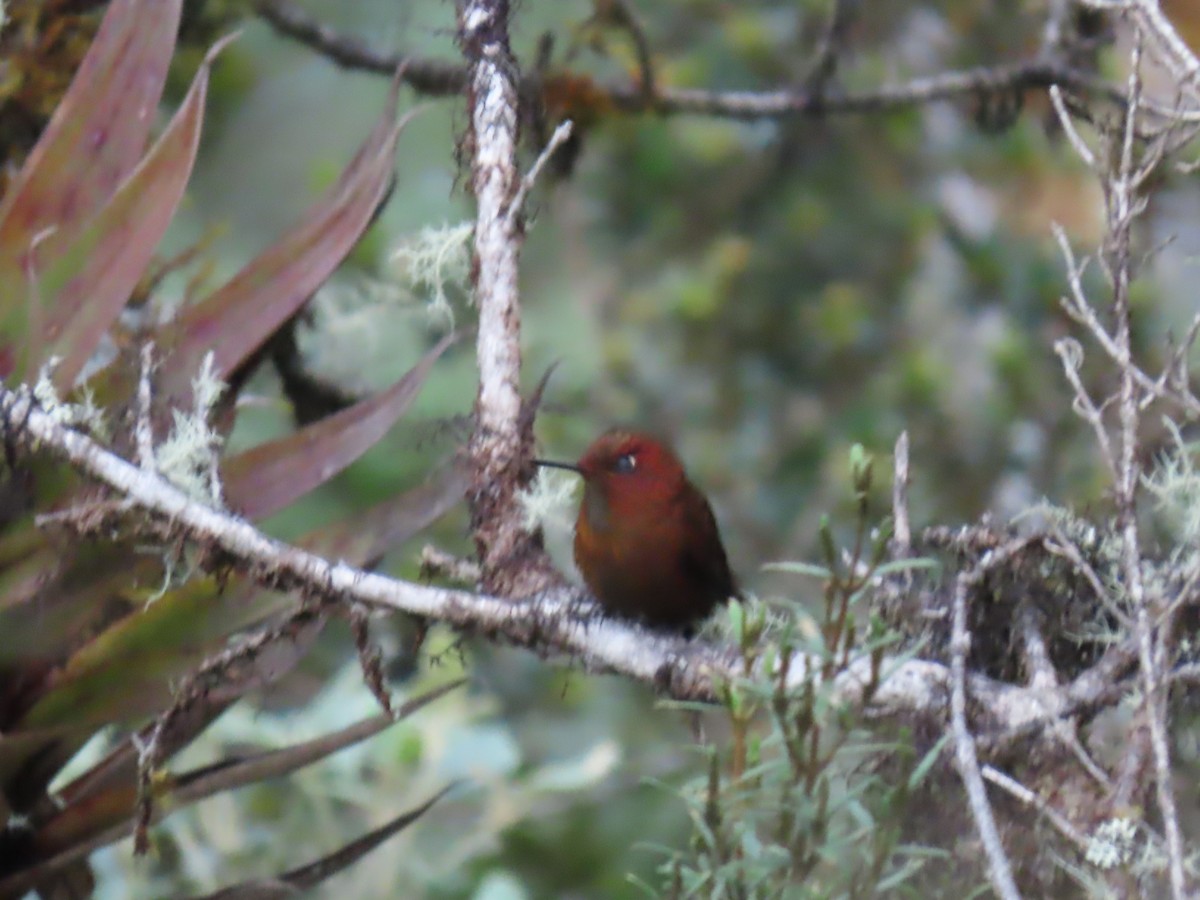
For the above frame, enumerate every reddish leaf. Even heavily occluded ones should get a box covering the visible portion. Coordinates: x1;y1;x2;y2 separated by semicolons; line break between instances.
0;0;183;376
304;459;469;565
46;465;466;810
222;333;457;520
158;82;417;399
0;684;463;897
46;36;232;390
51;615;328;810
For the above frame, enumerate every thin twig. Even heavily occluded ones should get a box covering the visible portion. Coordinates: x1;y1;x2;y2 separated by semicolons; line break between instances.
891;430;910;558
419;545;483;584
950;546;1025;900
604;0;657;104
1053;337;1120;483
136;343;155;471
254;0;465;95
981;764;1089;850
1049;85;1099;167
802;0;859;91
506;119;574;226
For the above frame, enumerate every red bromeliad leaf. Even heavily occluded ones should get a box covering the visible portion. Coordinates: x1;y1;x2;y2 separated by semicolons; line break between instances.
0;0;183;378
47;37;232;391
41;471;466;812
222;332;457;521
0;686;463;898
158;81;416;401
2;463;464;794
49;616;329;811
304;460;469;566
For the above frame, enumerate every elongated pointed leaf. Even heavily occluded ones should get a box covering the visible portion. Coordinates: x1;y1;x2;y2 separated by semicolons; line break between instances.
52;614;328;810
0;728;71;787
171;680;463;802
15;577;282;732
223;333;456;520
159;84;416;398
0;683;464;896
3;460;463;802
0;0;183;376
47;37;231;390
308;459;469;565
191;784;460;899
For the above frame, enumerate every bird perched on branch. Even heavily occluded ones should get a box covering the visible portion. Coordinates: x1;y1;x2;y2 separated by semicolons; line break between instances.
537;429;737;631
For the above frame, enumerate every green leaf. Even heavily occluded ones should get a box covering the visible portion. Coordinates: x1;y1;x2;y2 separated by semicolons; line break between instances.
907;733;950;791
15;577;280;731
872;558;941;577
761;561;832;580
50;614;328;814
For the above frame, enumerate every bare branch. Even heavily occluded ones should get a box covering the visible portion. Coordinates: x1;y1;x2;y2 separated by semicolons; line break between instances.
254;0;465;95
598;0;657;104
1111;30;1185;897
802;0;860;91
136;343;156;470
1054;10;1195;891
1016;601;1059;694
1049;85;1100;167
949;540;1033;900
254;0;1145;123
981;764;1089;850
1;384;1116;735
506;119;574;227
891;430;910;558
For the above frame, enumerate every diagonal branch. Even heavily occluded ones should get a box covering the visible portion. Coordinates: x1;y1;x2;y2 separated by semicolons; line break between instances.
0;382;1133;737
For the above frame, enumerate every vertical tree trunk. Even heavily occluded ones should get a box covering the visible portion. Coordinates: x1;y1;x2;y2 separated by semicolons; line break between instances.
457;0;554;596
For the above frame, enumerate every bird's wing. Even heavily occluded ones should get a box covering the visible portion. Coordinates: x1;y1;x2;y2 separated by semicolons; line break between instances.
678;495;738;602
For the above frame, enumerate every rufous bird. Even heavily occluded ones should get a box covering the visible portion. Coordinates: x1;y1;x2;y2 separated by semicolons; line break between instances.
536;429;737;630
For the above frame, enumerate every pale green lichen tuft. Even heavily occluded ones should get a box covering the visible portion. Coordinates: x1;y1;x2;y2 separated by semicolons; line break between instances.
33;357;108;438
517;469;579;533
154;352;225;505
1085;817;1139;869
388;222;473;328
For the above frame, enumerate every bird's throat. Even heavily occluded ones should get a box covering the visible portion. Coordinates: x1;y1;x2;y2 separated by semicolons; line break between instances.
582;481;612;533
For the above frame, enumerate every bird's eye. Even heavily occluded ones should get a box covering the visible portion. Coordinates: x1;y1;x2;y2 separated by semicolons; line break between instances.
613;452;637;474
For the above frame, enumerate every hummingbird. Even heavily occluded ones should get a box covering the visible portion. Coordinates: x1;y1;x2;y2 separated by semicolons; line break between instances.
536;429;737;630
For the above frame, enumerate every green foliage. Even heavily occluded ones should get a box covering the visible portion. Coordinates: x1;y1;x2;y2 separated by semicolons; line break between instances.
656;448;936;897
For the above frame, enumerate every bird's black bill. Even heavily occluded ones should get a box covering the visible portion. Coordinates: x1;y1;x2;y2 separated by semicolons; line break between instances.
534;459;581;474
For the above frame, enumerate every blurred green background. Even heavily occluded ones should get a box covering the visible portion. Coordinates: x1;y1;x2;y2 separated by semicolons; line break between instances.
62;0;1200;896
